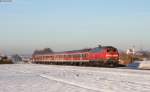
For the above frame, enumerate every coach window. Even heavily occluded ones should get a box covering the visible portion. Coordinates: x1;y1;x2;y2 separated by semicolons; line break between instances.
79;55;81;58
65;55;68;58
39;57;41;60
51;56;53;59
66;55;68;58
84;54;86;58
82;54;85;58
74;54;76;58
82;54;84;58
76;54;78;58
79;54;82;58
73;55;75;58
76;54;77;58
44;56;46;60
86;54;88;58
76;54;79;58
77;54;80;58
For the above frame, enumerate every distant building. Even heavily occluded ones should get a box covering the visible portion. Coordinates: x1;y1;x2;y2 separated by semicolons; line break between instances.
21;55;32;63
0;55;13;64
11;54;22;64
126;48;135;55
0;56;2;61
33;48;53;55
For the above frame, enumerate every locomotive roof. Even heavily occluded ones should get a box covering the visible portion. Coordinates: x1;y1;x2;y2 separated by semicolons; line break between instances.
63;48;92;53
102;46;116;48
33;46;116;55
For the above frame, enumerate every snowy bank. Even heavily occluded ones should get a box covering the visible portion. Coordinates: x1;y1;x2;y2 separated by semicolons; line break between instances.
0;64;150;92
138;61;150;69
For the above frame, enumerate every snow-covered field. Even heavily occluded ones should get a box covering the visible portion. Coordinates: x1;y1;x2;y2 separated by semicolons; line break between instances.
0;64;150;92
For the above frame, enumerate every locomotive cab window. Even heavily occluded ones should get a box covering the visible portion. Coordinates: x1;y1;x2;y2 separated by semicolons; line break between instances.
107;47;117;52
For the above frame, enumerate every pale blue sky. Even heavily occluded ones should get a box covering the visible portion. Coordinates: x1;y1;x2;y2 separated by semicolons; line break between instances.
0;0;150;54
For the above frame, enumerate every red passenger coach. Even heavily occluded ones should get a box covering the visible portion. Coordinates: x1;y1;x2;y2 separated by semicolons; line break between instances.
31;46;119;67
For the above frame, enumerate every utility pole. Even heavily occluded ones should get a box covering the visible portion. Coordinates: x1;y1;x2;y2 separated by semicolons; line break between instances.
126;45;135;64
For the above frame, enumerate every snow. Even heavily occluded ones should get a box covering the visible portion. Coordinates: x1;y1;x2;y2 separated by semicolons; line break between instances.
0;64;150;92
138;61;150;69
127;61;150;70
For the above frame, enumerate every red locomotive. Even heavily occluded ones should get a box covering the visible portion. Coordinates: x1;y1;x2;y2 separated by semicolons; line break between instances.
31;46;119;67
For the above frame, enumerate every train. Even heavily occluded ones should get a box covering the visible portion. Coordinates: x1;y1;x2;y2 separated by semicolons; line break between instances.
31;46;119;67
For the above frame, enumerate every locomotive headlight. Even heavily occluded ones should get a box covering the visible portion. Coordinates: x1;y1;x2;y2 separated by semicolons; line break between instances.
106;54;112;57
113;55;118;57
